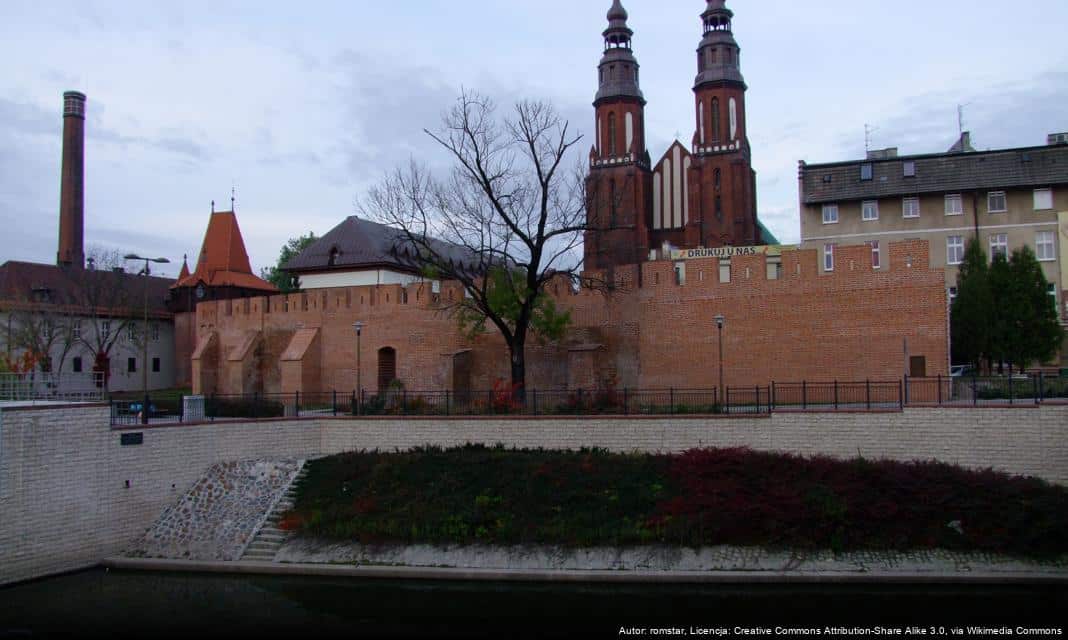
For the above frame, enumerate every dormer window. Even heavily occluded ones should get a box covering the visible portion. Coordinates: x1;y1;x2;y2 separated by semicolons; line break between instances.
860;163;873;181
328;247;340;267
903;160;916;177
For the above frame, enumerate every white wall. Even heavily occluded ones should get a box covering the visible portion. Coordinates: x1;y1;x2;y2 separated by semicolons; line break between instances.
0;313;176;392
299;270;426;290
2;404;1066;585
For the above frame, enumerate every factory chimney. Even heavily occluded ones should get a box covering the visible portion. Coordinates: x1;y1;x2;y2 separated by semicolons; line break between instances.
57;91;86;269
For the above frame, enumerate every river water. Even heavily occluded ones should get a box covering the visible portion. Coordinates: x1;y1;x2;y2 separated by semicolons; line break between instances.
1;568;1063;638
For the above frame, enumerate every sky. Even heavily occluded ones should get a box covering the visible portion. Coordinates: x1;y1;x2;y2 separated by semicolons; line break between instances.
2;0;1067;279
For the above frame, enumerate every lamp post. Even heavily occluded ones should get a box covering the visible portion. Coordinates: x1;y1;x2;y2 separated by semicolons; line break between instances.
353;321;364;415
714;314;725;406
124;254;170;425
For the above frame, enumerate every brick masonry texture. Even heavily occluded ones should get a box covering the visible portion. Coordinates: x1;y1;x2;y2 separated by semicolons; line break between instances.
190;239;948;396
2;404;1065;585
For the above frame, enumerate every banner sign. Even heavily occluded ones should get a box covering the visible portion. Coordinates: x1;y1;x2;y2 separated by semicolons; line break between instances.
669;245;794;261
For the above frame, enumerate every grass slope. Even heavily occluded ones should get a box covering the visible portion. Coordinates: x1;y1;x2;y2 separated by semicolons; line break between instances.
282;446;1068;559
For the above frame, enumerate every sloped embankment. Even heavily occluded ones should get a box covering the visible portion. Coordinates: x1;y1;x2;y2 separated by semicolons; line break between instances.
126;460;303;561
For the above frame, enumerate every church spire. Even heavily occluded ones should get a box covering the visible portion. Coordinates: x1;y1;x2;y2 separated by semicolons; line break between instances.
595;0;643;106
694;0;745;90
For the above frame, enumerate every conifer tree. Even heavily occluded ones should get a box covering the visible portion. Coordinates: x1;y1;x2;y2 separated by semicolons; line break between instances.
1007;246;1064;372
950;239;992;369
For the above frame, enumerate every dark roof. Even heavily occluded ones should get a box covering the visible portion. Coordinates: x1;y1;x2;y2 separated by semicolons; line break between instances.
0;260;173;317
283;216;481;275
800;143;1068;205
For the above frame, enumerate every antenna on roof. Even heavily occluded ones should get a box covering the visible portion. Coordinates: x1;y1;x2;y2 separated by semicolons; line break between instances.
864;124;877;154
211;199;215;213
957;103;971;136
231;181;236;211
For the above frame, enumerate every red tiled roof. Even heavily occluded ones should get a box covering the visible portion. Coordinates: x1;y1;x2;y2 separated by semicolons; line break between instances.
172;210;277;292
0;260;174;318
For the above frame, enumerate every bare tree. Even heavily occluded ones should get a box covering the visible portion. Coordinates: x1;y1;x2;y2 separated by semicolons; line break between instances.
363;91;594;396
72;247;141;389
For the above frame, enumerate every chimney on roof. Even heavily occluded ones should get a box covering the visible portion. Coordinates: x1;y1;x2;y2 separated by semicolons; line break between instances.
1048;132;1068;146
57;91;86;270
866;147;898;160
947;131;975;154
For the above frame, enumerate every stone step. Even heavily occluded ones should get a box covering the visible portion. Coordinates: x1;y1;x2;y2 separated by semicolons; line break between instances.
246;541;279;552
257;533;286;543
259;527;284;535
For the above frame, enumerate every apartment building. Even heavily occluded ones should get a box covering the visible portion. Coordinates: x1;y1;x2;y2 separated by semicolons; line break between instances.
798;133;1068;329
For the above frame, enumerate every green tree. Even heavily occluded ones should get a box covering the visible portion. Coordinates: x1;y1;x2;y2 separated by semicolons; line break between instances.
1006;246;1063;372
261;232;317;293
986;251;1014;373
950;239;992;368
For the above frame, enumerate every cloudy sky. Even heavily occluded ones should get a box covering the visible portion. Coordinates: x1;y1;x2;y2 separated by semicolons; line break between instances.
2;0;1067;278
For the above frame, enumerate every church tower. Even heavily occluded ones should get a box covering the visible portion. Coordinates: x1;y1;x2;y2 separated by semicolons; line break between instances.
687;0;759;247
584;0;653;271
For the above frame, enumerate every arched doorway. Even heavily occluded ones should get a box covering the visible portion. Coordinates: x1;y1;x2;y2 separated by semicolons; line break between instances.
377;347;397;392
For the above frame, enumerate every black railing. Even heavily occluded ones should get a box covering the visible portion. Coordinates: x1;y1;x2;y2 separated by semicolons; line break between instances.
107;375;1068;425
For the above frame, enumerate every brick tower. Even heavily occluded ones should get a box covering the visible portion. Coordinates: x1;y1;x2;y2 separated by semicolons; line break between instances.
584;0;653;271
686;0;759;247
57;91;86;269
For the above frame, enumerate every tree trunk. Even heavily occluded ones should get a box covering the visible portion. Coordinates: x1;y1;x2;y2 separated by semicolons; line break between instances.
509;339;526;403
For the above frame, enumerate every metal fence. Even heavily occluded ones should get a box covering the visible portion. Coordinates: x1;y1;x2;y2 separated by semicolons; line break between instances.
905;373;1068;406
0;372;105;403
106;374;1068;425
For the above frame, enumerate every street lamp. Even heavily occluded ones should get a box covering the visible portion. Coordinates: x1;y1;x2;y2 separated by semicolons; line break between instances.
714;314;725;406
124;254;170;425
353;321;365;415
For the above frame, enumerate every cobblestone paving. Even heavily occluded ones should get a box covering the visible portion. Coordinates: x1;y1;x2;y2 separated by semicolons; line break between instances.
278;540;1068;575
126;460;302;561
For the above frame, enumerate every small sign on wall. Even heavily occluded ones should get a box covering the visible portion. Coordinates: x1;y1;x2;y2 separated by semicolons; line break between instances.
120;432;143;446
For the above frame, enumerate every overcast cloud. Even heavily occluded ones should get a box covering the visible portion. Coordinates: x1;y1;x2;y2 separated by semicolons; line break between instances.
2;0;1066;277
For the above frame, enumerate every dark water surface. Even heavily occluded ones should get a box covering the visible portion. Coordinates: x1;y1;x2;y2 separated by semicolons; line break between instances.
1;568;1064;639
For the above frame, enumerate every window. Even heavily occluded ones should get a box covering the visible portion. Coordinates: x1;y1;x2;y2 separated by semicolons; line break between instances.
151;322;159;341
948;287;958;306
946;235;964;265
1049;284;1059;311
822;203;839;224
989;233;1008;260
862;200;879;221
607;112;617;156
1034;188;1053;211
823;243;835;272
903;160;916;177
72;320;81;340
719;259;731;283
673;261;686;285
152;357;160;373
1036;231;1056;261
127;358;136;373
766;258;782;280
72;357;82;373
102;320;111;339
127;323;137;341
867;240;881;269
987;191;1007;213
860;163;873;181
711;98;720;142
903;197;920;218
944;194;963;216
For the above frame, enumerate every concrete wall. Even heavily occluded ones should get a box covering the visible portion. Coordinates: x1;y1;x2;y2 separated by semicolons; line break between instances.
2;403;1066;585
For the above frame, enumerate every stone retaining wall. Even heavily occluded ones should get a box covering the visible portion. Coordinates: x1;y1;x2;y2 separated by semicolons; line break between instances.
2;404;1066;585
